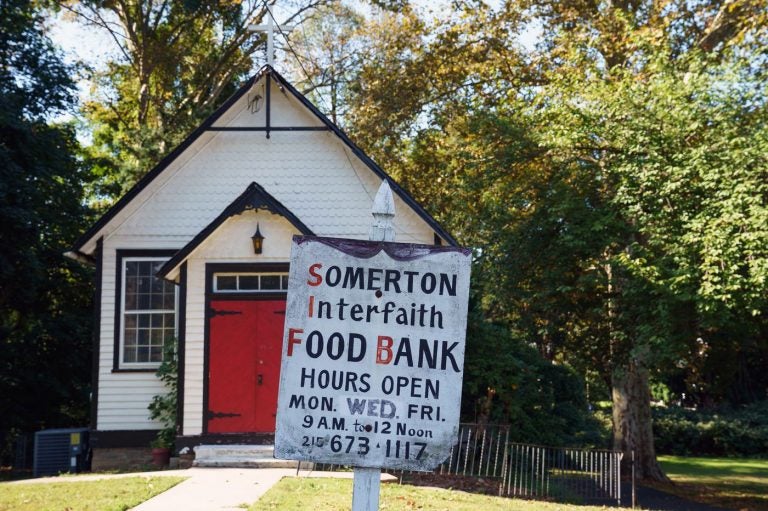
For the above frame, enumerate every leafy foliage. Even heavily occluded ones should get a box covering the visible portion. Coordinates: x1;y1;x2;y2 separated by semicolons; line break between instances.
148;341;178;449
0;0;94;437
340;1;768;479
463;307;607;447
286;2;365;126
654;402;768;457
73;0;330;192
536;43;768;413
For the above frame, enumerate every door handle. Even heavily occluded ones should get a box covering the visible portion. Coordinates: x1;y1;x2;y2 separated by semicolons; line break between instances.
257;374;263;385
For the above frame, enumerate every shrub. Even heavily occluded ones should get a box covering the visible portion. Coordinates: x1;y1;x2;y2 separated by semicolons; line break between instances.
462;310;608;448
148;341;178;450
653;401;768;457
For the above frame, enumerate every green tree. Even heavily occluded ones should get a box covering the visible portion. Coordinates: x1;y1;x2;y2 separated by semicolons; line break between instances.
65;0;330;192
286;2;365;126
347;2;531;166
0;0;94;437
463;307;605;447
535;41;768;477
343;1;767;480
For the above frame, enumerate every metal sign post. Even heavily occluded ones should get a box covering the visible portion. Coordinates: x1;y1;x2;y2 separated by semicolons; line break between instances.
275;181;472;510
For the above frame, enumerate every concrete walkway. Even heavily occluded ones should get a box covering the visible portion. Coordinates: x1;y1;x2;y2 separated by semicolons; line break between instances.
132;468;293;511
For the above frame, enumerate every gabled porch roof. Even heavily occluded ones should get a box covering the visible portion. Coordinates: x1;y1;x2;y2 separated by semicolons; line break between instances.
158;181;313;281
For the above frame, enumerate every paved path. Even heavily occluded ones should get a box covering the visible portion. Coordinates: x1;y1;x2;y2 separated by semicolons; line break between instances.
131;468;293;511
629;484;731;511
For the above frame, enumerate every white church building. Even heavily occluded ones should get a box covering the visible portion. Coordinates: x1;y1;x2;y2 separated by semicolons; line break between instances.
68;65;456;468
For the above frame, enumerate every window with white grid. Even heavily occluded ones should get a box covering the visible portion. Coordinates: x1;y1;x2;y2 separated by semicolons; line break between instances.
121;258;176;365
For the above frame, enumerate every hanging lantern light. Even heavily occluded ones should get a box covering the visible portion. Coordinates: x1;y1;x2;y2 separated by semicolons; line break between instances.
251;223;265;254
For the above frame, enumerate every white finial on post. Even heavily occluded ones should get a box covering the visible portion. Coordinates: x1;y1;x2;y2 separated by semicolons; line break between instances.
249;11;294;67
369;180;395;243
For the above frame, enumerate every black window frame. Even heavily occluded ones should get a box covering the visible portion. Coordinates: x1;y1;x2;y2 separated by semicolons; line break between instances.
113;249;178;372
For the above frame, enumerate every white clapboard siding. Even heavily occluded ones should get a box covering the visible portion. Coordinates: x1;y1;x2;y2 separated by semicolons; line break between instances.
117;130;432;242
88;78;434;253
96;238;168;431
182;259;206;435
181;265;205;435
216;77;325;129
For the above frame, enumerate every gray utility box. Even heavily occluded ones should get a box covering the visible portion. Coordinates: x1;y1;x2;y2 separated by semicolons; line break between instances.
33;428;90;477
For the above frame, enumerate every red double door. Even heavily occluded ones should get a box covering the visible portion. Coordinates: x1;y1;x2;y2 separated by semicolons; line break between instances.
207;299;285;433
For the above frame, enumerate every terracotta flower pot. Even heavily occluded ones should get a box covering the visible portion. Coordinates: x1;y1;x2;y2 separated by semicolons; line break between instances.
151;447;171;468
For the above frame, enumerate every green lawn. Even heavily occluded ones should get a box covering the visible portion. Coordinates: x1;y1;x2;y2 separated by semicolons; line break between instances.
249;478;617;511
0;476;185;511
657;455;768;511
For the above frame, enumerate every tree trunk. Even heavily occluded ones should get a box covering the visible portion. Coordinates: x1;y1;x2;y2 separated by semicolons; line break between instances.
612;359;668;482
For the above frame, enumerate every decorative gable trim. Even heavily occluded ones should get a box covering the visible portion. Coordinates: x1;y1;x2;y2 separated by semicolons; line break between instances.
264;70;457;247
70;71;261;255
71;65;457;255
157;182;313;280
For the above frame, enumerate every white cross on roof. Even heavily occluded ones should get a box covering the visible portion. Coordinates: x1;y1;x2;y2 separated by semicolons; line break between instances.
249;12;294;67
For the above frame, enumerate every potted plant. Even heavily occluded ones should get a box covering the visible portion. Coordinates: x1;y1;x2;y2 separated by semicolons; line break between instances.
148;341;178;468
150;427;175;467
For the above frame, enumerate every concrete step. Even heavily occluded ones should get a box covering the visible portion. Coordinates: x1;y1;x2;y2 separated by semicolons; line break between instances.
192;444;304;469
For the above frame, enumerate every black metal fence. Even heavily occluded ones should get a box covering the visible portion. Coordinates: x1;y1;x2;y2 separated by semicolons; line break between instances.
0;431;34;477
438;424;624;505
313;423;626;506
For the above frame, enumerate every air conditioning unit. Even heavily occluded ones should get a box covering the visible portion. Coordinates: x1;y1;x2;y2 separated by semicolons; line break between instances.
33;428;90;477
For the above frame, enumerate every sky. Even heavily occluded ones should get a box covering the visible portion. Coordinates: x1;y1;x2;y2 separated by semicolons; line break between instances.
49;2;363;72
49;10;117;70
49;1;534;71
47;0;538;126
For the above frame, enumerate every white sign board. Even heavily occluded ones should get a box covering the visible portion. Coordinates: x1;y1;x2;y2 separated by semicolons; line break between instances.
275;236;472;470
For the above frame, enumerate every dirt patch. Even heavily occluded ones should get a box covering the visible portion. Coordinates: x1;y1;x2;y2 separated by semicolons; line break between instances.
398;472;503;496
